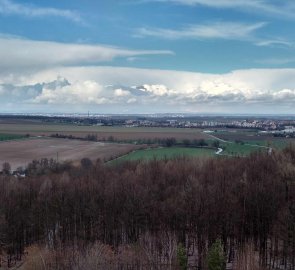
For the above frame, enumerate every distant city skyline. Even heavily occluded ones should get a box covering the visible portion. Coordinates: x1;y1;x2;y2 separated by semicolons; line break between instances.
0;0;295;113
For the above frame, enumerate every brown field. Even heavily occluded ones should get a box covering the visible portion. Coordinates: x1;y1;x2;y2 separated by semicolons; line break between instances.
0;123;209;141
0;138;141;170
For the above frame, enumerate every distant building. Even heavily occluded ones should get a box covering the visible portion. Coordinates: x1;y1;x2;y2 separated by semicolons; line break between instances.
283;126;295;133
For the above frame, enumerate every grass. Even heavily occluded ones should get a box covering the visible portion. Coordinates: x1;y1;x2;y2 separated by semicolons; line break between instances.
206;131;294;156
204;138;264;156
243;139;295;150
220;139;295;157
113;147;216;162
220;142;266;156
0;134;26;141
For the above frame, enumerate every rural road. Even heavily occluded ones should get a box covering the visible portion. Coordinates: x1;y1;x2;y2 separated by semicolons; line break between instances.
205;132;273;155
207;133;233;143
215;148;223;155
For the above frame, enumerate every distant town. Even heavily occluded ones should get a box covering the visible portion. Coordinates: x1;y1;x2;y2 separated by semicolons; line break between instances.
1;113;295;137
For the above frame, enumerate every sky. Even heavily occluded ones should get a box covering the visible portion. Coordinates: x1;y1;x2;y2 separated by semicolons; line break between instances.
0;0;295;114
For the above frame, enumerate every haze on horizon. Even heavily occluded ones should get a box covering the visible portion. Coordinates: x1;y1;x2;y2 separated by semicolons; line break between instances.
0;0;295;114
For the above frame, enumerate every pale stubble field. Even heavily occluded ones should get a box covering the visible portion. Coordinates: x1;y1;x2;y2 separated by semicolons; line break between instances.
0;138;141;170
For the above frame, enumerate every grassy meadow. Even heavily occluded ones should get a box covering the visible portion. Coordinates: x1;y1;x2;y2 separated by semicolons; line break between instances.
112;147;216;162
0;133;26;142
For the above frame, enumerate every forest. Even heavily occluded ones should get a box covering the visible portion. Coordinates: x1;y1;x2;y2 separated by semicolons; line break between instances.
1;146;295;269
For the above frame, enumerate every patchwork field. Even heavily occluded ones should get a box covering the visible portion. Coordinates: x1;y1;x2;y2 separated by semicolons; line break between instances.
0;138;141;170
1;121;293;167
113;147;216;162
0;123;209;141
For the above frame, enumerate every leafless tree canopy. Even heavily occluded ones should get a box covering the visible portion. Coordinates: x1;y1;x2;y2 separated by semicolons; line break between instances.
1;146;295;269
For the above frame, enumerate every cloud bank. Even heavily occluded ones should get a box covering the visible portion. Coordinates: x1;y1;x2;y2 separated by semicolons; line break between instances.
0;35;294;114
1;67;295;114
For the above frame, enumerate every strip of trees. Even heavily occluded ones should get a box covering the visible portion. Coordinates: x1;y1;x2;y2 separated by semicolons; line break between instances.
50;133;212;148
1;146;295;269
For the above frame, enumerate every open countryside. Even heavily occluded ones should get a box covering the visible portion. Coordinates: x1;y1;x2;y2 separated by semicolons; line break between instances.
2;0;295;267
1;119;295;170
0;123;209;141
113;147;216;162
0;138;142;170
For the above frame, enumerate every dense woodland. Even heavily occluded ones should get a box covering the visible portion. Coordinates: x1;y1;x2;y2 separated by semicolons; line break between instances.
1;146;295;269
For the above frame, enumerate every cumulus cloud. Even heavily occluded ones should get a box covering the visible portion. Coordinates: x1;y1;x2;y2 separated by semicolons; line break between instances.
0;0;82;22
137;84;175;96
32;80;109;105
0;36;173;72
114;89;131;97
1;67;295;113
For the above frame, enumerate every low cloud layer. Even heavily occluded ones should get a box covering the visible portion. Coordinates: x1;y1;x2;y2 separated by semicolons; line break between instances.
0;35;294;114
1;67;295;114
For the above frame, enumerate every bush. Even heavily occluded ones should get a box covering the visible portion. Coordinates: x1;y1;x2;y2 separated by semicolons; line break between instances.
177;243;187;270
206;239;225;270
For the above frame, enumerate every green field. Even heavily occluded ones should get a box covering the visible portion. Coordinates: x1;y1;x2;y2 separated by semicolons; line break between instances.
0;134;26;142
243;139;295;150
217;138;294;156
114;147;216;162
206;130;294;156
220;142;267;156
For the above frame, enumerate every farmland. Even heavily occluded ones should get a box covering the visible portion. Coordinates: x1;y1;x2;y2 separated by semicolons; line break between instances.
113;147;216;162
218;141;267;156
0;138;141;170
0;133;26;141
206;129;295;156
0;120;294;167
0;122;209;141
212;129;295;146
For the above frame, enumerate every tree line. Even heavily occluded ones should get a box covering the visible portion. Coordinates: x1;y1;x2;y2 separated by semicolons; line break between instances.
1;146;295;269
50;132;215;149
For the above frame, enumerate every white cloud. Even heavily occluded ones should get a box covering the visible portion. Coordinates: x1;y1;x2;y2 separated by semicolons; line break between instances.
114;88;131;97
0;36;173;72
127;98;137;104
2;67;295;113
138;84;176;96
0;0;82;22
255;39;292;47
31;80;111;105
153;0;295;20
135;22;266;41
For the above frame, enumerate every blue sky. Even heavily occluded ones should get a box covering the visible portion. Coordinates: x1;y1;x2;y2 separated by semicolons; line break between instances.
0;0;295;113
